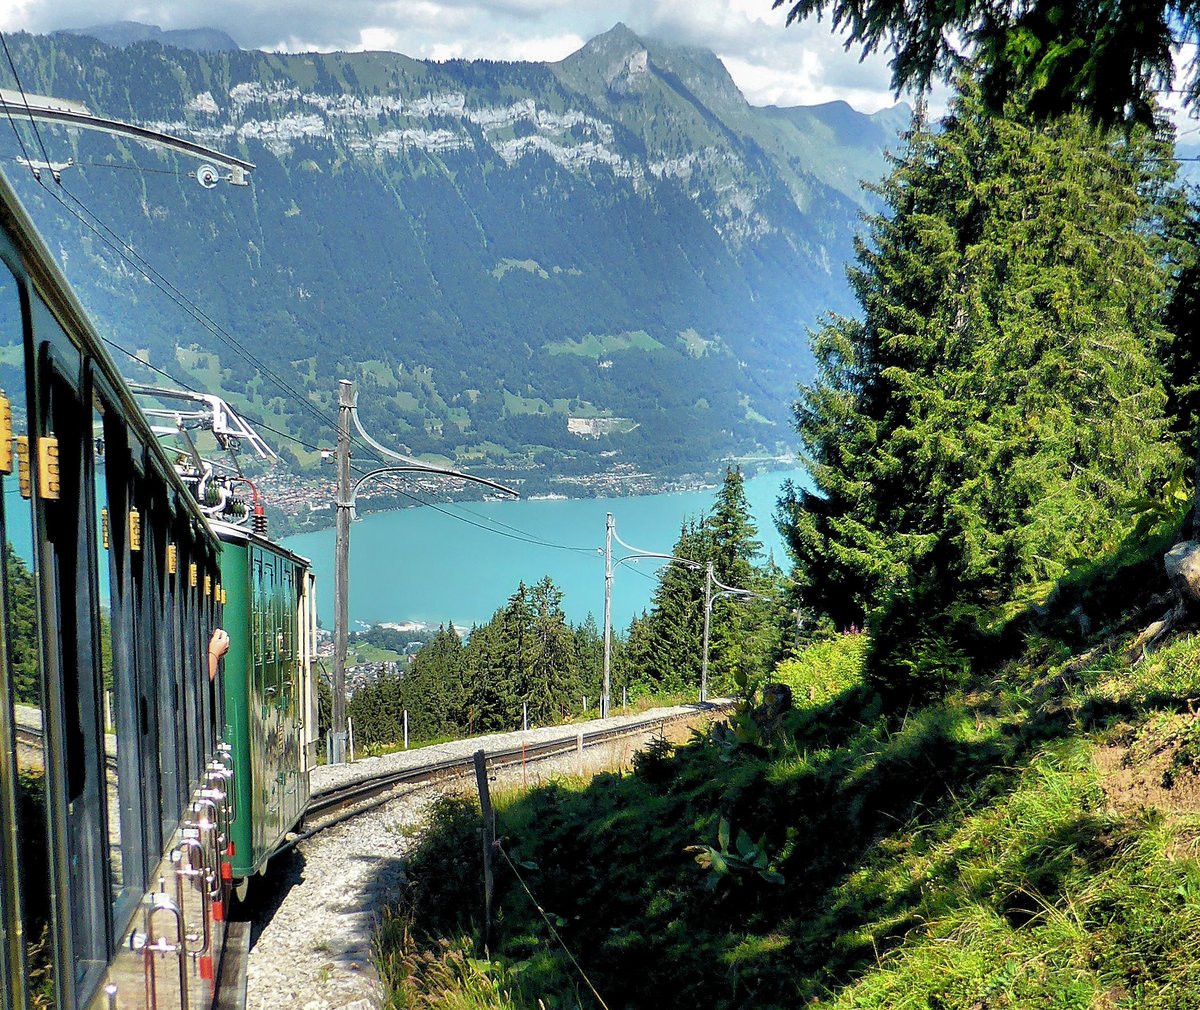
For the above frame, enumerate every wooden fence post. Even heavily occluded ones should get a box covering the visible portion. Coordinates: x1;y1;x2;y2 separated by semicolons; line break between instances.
473;749;495;954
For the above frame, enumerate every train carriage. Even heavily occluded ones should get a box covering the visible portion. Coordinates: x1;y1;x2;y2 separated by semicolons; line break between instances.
214;522;317;891
0;165;317;1010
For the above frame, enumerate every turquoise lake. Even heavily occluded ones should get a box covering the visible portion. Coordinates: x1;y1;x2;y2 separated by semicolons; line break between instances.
282;468;808;631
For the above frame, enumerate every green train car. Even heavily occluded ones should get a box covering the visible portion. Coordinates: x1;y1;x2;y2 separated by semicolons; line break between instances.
212;521;319;893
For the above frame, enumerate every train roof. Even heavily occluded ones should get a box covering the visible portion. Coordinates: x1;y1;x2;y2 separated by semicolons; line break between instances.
209;517;313;569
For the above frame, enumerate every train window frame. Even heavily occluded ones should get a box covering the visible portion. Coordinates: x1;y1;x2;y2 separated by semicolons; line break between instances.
127;462;164;864
168;514;192;820
152;501;183;839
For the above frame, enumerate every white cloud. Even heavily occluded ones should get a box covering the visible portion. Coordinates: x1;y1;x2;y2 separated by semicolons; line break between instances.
0;0;913;114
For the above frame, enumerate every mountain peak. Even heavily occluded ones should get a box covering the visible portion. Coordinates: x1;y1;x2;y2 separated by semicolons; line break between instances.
588;23;647;53
55;21;240;52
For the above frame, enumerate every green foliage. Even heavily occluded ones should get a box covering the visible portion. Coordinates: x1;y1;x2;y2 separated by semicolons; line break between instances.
774;0;1192;126
779;80;1183;699
774;632;868;708
686;816;792;890
387;619;1200;1010
1165;212;1200;465
628;467;789;697
5;544;40;707
348;579;628;750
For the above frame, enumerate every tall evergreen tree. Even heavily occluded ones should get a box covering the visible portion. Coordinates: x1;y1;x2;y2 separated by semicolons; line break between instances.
779;80;1182;695
708;466;762;587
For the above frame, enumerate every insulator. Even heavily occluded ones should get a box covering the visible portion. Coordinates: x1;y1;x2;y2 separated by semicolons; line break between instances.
252;512;268;536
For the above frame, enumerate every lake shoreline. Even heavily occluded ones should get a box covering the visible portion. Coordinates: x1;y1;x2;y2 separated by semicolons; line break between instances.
267;458;804;540
282;467;808;632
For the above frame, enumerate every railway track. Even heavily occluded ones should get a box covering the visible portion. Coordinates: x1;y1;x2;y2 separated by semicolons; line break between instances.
219;700;724;1007
292;702;730;845
13;721;119;771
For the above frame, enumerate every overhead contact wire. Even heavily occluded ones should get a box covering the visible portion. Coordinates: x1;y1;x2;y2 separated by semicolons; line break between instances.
0;45;598;557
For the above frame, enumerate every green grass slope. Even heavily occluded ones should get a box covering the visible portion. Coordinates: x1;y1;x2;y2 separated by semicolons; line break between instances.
381;594;1200;1008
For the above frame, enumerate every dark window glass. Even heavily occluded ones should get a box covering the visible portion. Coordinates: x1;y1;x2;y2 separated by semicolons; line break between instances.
93;398;145;931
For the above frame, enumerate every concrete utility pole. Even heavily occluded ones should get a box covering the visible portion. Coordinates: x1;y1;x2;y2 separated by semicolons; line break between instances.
331;379;354;764
602;513;614;719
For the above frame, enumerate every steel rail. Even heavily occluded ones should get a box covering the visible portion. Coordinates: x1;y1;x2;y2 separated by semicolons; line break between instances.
292;703;731;845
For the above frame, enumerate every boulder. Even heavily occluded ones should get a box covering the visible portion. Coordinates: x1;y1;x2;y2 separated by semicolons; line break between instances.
1165;540;1200;604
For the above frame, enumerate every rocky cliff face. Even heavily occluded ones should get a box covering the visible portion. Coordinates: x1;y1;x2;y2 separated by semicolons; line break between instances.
3;25;907;484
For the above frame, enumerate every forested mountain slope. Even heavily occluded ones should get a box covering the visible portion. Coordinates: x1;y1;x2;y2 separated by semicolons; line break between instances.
0;25;904;486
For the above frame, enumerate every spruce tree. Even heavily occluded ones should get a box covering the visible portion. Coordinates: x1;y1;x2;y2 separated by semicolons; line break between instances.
779;80;1181;695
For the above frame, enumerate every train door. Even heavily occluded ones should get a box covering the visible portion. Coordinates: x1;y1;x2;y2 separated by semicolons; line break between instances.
250;545;285;856
263;548;283;844
299;569;317;774
279;561;300;820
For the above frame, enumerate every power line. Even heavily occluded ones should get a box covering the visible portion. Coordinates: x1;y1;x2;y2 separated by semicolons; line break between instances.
101;336;203;393
0;46;602;559
0;41;382;466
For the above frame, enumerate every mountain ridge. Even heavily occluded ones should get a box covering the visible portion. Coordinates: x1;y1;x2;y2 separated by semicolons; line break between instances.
3;27;906;494
55;21;240;52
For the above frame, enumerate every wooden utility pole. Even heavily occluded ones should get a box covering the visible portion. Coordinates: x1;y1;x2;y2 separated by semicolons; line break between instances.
331;379;354;764
473;750;496;953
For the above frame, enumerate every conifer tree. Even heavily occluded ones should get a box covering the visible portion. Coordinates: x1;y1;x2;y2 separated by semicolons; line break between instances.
780;80;1182;695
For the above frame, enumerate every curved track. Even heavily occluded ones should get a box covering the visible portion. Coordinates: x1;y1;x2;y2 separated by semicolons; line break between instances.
294;703;729;843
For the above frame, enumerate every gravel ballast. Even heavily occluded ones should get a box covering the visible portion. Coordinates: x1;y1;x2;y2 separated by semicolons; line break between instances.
245;700;726;1010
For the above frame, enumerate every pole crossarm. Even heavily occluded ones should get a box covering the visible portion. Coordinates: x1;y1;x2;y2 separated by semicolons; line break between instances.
613;550;703;571
611;526;702;566
701;563;774;704
349;404;518;504
350;464;517;516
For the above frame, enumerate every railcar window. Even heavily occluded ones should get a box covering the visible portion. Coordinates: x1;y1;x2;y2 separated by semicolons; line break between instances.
92;399;144;931
128;475;162;863
183;547;202;789
0;260;53;1010
168;521;189;821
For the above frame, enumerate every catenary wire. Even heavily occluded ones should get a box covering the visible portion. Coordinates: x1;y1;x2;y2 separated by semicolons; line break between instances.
0;50;600;557
0;41;385;466
349;463;597;553
101;326;598;553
